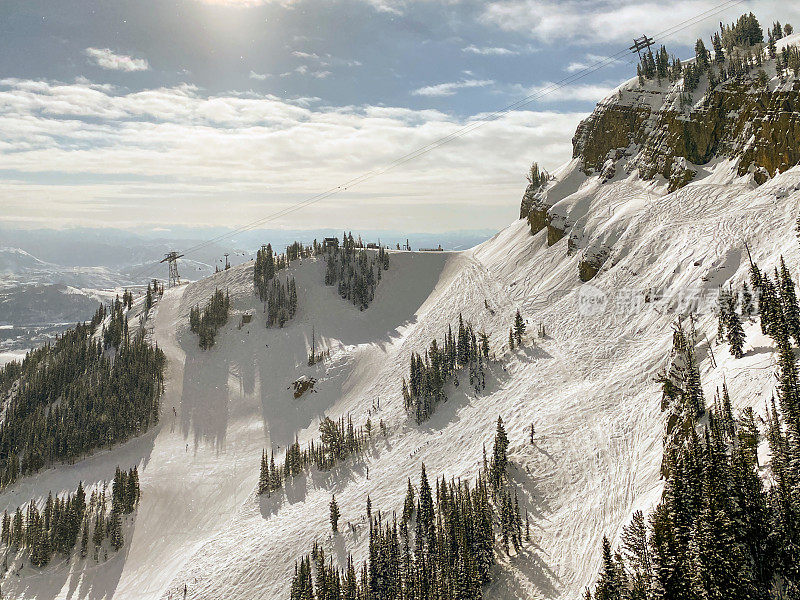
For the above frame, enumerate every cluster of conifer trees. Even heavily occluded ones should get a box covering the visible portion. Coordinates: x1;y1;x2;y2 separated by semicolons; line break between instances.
636;45;682;85
657;318;706;480
258;415;372;496
189;288;231;349
587;255;800;599
254;243;287;299
144;279;163;314
324;233;390;310
775;44;800;81
722;12;767;49
637;13;796;93
265;276;298;328
102;297;129;349
0;467;140;569
254;242;304;327
716;283;752;358
402;315;490;424
291;465;494;600
286;241;314;262
0;319;164;489
121;289;134;310
751;257;800;347
527;162;550;189
288;417;522;600
587;382;799;599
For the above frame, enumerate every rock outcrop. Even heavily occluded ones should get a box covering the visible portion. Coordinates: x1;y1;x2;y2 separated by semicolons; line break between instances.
519;43;800;281
572;79;800;192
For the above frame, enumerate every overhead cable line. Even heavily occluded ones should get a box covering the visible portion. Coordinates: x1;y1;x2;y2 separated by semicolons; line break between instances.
132;0;746;281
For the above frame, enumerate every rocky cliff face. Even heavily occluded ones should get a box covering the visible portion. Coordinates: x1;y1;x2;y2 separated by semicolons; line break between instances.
521;42;800;281
519;182;560;243
572;79;800;191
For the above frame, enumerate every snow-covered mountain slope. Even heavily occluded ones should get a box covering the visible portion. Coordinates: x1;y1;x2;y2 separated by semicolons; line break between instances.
3;32;800;599
0;156;798;599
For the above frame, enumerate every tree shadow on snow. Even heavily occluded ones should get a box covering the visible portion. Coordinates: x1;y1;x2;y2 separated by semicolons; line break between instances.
743;345;776;358
257;469;312;520
179;344;231;454
258;489;285;519
254;334;339;451
507;465;553;524
511;343;554;362
73;524;135;600
491;543;562;599
482;443;561;598
292;253;452;350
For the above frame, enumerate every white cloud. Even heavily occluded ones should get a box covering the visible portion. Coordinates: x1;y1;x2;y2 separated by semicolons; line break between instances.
0;77;584;231
462;45;518;56
193;0;404;14
565;54;623;73
519;81;617;102
194;0;281;5
84;48;150;72
249;71;270;80
280;65;332;78
291;51;362;68
412;79;494;97
292;51;321;60
360;0;404;14
479;0;800;45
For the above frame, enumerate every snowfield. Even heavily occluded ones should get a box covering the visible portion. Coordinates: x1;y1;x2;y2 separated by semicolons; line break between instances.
1;158;799;600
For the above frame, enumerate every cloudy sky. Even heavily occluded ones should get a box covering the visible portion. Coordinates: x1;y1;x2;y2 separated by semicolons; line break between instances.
1;0;796;233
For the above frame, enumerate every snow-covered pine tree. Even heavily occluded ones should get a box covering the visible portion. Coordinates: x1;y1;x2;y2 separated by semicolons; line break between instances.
329;495;339;534
491;416;510;490
514;310;526;346
402;478;415;524
778;257;800;345
717;286;732;340
741;282;754;316
727;309;746;358
592;537;623;600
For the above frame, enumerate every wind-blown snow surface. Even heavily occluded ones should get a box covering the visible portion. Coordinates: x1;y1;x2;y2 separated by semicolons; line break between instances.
1;162;799;599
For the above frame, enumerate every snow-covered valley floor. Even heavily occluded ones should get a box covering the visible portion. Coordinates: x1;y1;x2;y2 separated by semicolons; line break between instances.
1;162;799;600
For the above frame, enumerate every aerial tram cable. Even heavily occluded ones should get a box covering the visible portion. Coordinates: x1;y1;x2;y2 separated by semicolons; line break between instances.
132;0;746;282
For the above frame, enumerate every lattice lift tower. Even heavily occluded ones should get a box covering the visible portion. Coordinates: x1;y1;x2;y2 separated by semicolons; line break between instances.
160;251;184;287
630;34;655;60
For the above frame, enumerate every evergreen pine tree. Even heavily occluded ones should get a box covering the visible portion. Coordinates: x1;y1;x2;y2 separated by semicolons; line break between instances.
491;416;510;489
594;537;622;600
741;282;754;316
80;519;89;558
727;309;746;358
514;310;526;346
779;256;800;345
330;495;340;534
108;506;123;551
621;510;651;599
402;478;415;524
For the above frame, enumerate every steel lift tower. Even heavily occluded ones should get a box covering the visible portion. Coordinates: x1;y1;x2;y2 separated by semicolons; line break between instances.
160;252;184;287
